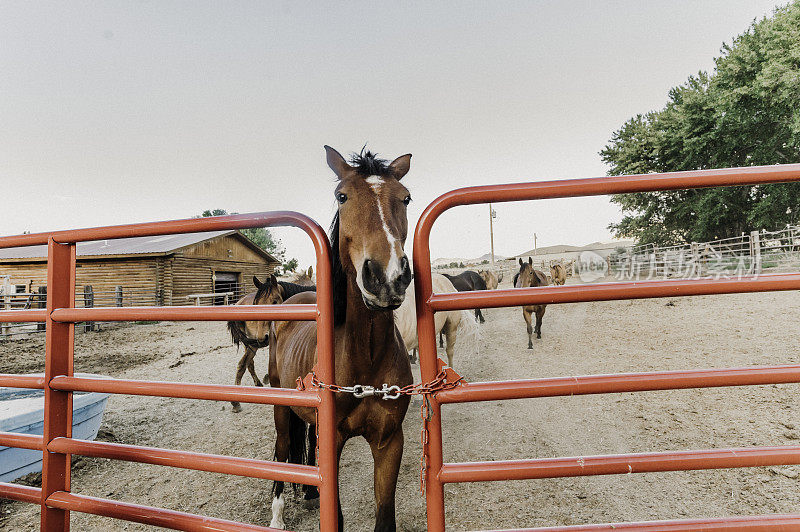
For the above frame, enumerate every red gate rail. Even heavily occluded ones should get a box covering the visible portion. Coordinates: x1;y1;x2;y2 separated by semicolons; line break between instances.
412;163;800;531
0;211;338;532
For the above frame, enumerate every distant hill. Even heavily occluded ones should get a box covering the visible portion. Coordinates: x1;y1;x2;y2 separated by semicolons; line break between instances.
432;240;633;268
511;240;634;260
432;252;507;268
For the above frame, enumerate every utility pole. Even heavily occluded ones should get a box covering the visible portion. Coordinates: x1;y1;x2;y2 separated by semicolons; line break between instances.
533;233;537;256
489;203;496;269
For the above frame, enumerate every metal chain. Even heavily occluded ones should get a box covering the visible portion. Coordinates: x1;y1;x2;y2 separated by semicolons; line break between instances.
298;364;463;494
304;367;463;401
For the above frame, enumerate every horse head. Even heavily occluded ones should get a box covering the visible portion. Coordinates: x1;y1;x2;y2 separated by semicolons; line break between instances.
515;257;534;288
325;145;413;311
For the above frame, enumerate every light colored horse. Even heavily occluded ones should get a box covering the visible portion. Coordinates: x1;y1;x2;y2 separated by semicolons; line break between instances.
291;265;315;286
394;273;476;368
478;269;503;290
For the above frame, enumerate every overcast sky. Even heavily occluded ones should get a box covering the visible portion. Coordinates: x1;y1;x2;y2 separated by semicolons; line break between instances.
1;1;788;269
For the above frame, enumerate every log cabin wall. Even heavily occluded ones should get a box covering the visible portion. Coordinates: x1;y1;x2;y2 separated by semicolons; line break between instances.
0;232;278;307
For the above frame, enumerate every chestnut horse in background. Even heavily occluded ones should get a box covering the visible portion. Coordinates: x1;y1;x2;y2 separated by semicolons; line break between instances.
550;263;566;285
514;257;549;349
226;274;315;412
268;146;413;531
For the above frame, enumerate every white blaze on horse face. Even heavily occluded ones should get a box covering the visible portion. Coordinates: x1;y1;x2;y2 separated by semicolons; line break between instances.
366;175;405;281
270;494;285;529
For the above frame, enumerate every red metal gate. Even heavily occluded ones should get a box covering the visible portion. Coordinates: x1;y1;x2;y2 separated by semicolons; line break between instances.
0;211;338;532
412;163;800;531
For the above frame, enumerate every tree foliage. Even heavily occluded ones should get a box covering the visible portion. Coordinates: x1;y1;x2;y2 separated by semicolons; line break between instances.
199;209;298;274
601;2;800;246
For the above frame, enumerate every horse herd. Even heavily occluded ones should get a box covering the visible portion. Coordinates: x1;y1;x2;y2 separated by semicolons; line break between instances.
222;146;567;531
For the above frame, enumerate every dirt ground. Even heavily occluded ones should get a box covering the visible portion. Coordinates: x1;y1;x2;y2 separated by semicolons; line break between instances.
2;276;800;531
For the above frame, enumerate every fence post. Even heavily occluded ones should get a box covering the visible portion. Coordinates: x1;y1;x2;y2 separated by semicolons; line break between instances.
38;286;47;331
41;239;75;532
751;230;762;274
690;242;701;276
83;285;94;332
1;291;8;337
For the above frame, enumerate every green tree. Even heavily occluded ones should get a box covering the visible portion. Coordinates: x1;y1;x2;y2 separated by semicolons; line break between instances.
199;209;298;274
601;2;800;246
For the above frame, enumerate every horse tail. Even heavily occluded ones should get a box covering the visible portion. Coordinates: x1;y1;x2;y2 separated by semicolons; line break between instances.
455;309;481;355
288;409;308;491
227;320;243;350
272;408;308;495
288;408;308;467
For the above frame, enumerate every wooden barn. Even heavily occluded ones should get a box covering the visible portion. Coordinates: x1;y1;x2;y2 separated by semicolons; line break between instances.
0;231;279;307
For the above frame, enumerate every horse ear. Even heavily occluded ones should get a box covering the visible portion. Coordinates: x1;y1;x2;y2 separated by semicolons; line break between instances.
307;265;313;277
324;145;351;180
253;276;263;289
267;273;278;287
528;256;533;265
518;258;523;267
389;154;412;180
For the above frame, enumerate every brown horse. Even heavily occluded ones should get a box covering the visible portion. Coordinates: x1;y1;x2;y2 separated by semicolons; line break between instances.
267;146;413;531
514;257;549;349
550;262;566;285
226;274;315;412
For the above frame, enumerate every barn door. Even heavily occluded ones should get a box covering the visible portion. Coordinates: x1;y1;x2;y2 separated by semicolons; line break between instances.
213;271;239;305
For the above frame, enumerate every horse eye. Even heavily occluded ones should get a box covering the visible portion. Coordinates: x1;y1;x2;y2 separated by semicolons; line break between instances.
336;192;347;204
403;195;411;206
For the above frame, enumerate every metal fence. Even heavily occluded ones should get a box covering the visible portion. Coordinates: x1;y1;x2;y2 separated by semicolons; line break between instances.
610;225;800;279
412;163;800;531
0;212;339;532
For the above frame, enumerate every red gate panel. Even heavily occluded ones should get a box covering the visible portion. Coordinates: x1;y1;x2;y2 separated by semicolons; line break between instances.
0;211;338;532
412;163;800;531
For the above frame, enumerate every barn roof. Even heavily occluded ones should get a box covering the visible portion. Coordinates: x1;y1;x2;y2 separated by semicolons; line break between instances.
0;230;279;263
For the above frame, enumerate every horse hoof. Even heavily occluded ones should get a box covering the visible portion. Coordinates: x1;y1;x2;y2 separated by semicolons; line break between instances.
231;403;242;413
527;345;533;350
302;497;320;509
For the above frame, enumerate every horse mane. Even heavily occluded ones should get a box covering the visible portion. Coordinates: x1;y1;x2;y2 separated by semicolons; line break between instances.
349;148;394;178
329;211;347;327
278;281;316;300
254;277;272;301
512;272;519;287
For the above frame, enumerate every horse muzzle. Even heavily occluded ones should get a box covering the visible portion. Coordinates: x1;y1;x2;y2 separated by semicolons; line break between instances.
359;256;412;310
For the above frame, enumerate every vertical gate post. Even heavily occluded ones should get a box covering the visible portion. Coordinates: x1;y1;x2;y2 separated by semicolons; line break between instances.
42;239;76;532
315;246;339;532
413;247;447;532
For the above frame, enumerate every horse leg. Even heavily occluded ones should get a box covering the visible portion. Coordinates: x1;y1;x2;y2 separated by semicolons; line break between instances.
439;331;444;348
535;306;546;339
408;348;417;364
444;316;457;368
230;349;251;413
302;424;320;508
523;308;533;349
245;345;263;387
270;405;292;529
475;308;485;324
335;432;347;532
367;427;404;532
